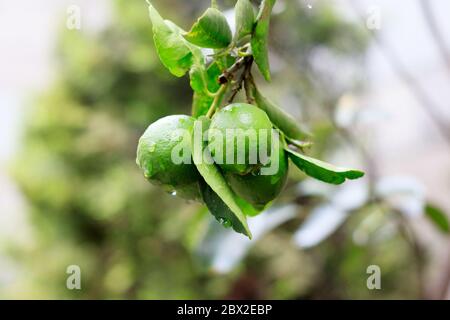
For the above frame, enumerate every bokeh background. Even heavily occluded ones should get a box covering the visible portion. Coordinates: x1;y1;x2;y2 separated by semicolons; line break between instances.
0;0;449;299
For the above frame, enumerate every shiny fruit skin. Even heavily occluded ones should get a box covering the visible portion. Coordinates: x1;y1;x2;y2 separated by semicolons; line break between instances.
136;115;201;200
208;103;273;175
225;135;288;209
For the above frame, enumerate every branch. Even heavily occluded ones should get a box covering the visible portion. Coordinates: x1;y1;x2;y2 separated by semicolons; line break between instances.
218;56;252;84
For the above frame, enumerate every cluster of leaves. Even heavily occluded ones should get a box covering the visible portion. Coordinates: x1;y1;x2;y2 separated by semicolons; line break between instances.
146;0;364;238
10;0;438;299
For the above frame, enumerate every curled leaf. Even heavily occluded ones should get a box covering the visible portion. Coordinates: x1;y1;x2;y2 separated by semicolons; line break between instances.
184;8;232;49
234;0;255;41
251;0;276;81
148;4;194;77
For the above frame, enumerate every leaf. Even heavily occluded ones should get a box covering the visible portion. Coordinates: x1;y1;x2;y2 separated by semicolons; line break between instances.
191;58;234;117
253;87;309;141
189;64;208;93
148;3;195;77
192;91;214;118
251;0;276;81
184;8;232;49
200;183;252;238
192;117;252;238
425;203;449;234
191;62;222;117
235;196;263;217
234;0;255;41
285;148;364;185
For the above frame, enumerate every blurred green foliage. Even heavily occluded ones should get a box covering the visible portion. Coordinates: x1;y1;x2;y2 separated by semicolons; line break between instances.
6;0;421;299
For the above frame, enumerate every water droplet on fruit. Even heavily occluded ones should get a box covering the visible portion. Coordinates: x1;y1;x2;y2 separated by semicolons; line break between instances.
144;166;152;179
162;184;174;193
218;217;231;228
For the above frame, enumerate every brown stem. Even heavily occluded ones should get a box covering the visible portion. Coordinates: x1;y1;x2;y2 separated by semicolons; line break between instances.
218;56;252;84
228;57;254;103
244;71;256;104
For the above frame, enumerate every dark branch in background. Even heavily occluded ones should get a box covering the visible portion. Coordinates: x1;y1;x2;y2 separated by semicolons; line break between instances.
420;0;450;77
350;0;450;147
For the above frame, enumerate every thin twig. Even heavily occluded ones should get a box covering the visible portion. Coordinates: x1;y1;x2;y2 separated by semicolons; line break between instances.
219;56;250;84
228;57;254;103
244;72;257;104
206;84;228;118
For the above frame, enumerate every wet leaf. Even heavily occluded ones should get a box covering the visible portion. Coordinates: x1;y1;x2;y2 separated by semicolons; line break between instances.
184;8;232;49
192;117;252;238
286;148;364;184
235;0;255;41
148;3;195;77
251;0;276;81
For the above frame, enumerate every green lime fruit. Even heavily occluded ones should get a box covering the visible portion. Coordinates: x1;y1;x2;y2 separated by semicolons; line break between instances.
208;103;273;175
225;135;288;209
136;115;201;200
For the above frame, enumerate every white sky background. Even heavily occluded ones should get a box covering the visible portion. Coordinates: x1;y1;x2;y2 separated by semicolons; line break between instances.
0;0;449;296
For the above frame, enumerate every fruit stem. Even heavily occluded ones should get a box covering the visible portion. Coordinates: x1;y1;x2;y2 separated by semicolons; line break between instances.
244;72;256;104
287;138;313;151
206;83;228;118
229;57;254;103
218;56;248;84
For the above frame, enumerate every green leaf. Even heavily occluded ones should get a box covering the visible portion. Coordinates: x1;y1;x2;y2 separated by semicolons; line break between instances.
253;87;309;141
191;58;235;117
425;203;449;234
184;8;232;49
189;64;208;93
200;183;252;238
192;117;252;238
191;62;222;117
192;91;214;118
148;4;195;77
251;0;276;81
235;196;264;217
235;0;255;41
285;148;364;184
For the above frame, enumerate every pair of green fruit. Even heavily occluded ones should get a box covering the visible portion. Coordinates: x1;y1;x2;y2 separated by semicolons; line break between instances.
136;103;288;209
